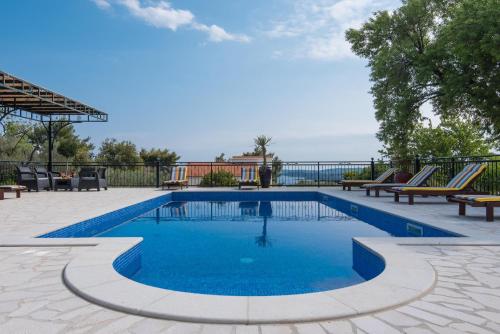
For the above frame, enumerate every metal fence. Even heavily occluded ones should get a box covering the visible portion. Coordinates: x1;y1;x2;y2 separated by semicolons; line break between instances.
1;155;499;194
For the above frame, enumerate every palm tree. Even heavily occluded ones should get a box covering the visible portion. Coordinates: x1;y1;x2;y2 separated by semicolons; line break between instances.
255;201;273;248
254;135;273;187
254;135;272;169
255;216;271;248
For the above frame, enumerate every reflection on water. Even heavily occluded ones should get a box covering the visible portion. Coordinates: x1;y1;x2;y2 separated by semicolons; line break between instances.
141;200;353;222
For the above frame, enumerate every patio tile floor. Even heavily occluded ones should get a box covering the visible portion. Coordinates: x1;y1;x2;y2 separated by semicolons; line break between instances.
0;187;499;333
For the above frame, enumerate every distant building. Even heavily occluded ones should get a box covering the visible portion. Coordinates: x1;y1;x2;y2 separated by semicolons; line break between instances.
186;155;271;185
229;155;272;163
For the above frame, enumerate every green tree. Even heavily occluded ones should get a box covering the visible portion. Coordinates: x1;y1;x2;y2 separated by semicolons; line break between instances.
434;0;500;141
254;135;272;169
56;125;94;164
0;121;33;160
346;0;499;158
214;153;226;162
271;156;283;184
410;117;492;158
139;148;179;166
97;138;141;166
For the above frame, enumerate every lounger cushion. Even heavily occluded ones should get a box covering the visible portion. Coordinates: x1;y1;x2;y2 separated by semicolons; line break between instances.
447;164;485;189
342;180;380;184
453;195;500;203
395;187;460;192
364;183;407;188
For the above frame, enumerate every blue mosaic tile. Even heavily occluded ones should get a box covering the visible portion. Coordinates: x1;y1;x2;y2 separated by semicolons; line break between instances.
113;242;142;278
38;193;172;238
352;240;385;280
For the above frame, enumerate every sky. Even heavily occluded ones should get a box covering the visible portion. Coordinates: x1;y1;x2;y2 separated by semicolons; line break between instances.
1;0;402;161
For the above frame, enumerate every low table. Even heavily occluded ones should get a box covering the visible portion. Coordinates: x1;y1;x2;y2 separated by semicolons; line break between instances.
0;185;26;200
53;177;78;191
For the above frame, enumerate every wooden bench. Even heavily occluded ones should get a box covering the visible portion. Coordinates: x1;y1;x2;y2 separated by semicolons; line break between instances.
0;185;27;200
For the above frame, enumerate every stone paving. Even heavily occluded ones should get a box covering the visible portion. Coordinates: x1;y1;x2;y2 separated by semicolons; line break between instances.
1;245;499;333
0;188;499;333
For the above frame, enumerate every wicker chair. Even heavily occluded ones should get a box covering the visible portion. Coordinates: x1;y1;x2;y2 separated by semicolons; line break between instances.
34;166;61;190
16;166;50;192
78;167;108;191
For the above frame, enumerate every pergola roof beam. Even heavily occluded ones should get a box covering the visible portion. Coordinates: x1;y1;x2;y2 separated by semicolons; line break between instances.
0;70;107;122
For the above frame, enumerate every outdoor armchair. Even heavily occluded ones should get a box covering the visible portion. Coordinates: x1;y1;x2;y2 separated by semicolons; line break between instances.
364;165;439;196
16;166;50;191
34;166;61;190
340;167;397;191
78;167;108;191
386;163;488;205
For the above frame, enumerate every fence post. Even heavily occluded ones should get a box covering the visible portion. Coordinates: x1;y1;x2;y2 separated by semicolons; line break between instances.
210;162;213;187
450;157;456;179
415;155;421;173
317;162;320;187
155;159;160;188
370;158;375;180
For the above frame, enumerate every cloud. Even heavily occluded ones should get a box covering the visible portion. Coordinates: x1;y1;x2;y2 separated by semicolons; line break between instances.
118;0;193;31
266;0;399;60
193;23;251;43
92;0;250;43
92;0;111;9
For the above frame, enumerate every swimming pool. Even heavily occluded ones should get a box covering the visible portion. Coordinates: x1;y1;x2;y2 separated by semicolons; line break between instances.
41;191;460;296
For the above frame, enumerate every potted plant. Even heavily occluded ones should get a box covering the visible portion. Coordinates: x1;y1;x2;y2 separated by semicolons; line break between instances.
392;158;413;183
254;135;273;188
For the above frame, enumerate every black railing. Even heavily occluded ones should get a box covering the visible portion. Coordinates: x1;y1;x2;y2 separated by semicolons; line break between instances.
1;155;499;194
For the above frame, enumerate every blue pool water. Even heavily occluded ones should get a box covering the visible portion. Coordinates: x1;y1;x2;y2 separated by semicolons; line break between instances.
41;192;460;296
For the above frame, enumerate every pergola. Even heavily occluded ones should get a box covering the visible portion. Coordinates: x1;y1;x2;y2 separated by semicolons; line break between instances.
0;70;108;171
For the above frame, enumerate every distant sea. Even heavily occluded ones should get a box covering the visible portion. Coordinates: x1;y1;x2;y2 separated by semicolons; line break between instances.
276;166;365;185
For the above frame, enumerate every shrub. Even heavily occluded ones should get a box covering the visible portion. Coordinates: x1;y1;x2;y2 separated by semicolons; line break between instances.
199;170;237;187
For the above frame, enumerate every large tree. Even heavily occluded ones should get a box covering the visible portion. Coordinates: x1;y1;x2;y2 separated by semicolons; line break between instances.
139;148;180;166
56;126;94;165
97;138;141;166
346;0;500;158
410;117;492;158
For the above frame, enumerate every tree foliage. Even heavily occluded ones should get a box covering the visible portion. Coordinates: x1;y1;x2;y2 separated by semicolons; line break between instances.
410;117;492;158
97;138;141;166
346;0;499;158
139;148;180;166
56;126;94;163
214;153;226;162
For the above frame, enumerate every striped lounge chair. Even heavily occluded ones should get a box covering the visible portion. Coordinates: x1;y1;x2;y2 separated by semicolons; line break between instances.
448;195;499;222
364;165;439;197
387;163;488;205
239;167;260;190
162;166;189;190
341;167;397;191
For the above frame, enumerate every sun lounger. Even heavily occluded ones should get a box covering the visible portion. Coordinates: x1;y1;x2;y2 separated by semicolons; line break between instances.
448;195;499;222
364;165;438;196
341;167;397;191
387;163;488;205
239;167;260;189
162;166;188;190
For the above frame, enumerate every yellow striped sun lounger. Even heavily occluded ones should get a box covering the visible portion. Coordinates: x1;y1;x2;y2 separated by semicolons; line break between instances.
364;165;439;197
341;167;397;191
239;166;260;190
162;166;189;190
387;163;488;205
448;195;499;222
